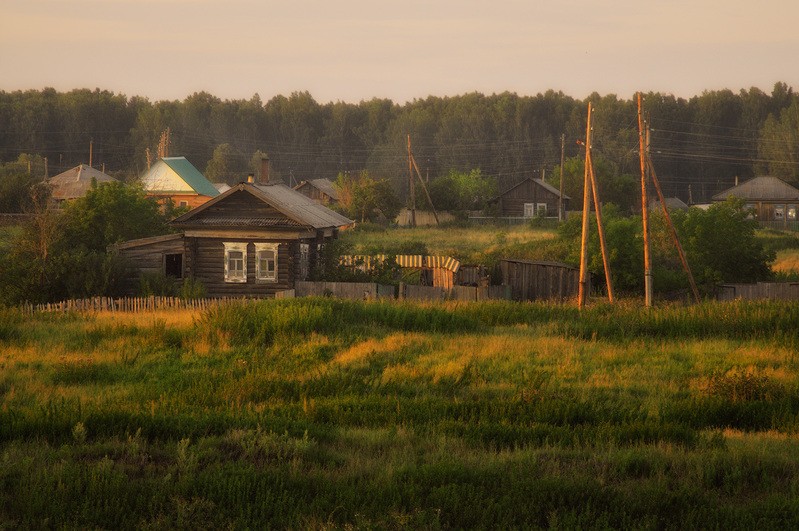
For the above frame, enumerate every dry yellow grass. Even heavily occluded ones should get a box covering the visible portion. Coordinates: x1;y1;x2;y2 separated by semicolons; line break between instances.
772;249;799;273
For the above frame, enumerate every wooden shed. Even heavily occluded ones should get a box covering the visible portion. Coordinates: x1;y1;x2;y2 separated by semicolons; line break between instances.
116;181;352;297
499;259;584;301
488;178;569;218
293;178;339;206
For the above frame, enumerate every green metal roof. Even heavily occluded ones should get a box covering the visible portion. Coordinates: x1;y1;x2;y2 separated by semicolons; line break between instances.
161;157;219;197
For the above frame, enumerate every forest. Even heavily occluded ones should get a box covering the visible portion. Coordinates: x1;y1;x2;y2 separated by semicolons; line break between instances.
1;83;798;209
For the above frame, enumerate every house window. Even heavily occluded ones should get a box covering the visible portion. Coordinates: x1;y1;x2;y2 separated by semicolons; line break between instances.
164;253;183;279
179;200;188;207
536;203;548;217
789;205;797;220
224;242;247;283
775;205;785;220
255;243;278;282
523;203;535;218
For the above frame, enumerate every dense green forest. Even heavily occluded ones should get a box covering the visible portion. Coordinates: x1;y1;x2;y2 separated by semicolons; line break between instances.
1;83;798;206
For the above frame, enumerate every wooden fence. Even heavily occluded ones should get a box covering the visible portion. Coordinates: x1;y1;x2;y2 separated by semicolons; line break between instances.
294;281;395;300
21;296;256;314
717;282;799;301
400;284;511;302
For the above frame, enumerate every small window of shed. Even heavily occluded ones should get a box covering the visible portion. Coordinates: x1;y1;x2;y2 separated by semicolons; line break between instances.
165;253;183;279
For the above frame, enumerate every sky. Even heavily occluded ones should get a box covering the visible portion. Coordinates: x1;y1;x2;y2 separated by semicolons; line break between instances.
2;0;799;104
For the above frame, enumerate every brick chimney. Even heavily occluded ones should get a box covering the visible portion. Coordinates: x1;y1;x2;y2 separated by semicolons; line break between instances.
259;156;270;184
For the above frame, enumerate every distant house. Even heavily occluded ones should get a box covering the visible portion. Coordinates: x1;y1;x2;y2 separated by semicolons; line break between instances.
487;178;569;218
140;157;219;209
48;164;118;203
293;178;339;206
115;181;353;297
712;175;799;227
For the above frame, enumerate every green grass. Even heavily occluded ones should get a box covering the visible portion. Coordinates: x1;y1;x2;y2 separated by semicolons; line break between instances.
2;299;799;528
341;222;560;265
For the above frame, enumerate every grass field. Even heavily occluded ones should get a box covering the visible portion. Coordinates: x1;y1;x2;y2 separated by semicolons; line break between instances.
340;222;559;265
2;299;799;528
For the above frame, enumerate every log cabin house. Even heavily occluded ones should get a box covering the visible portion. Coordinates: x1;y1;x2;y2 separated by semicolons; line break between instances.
712;175;799;229
114;181;353;297
487;178;569;218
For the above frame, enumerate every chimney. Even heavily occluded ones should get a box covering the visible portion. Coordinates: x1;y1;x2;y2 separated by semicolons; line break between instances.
247;173;254;184
260;156;270;184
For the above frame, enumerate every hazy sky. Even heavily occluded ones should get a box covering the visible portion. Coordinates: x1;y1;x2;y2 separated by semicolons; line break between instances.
2;0;798;103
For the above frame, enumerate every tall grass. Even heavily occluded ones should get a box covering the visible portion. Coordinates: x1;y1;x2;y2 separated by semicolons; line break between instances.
3;299;799;528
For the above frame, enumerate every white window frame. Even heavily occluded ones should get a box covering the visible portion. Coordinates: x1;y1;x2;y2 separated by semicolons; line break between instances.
255;243;278;282
224;242;247;283
536;203;548;217
523;203;535;218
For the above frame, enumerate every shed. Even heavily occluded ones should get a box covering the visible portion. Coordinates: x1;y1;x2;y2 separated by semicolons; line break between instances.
116;181;352;297
712;176;799;226
48;164;118;202
340;254;461;289
488;178;569;218
499;259;584;301
140;156;219;209
294;178;339;205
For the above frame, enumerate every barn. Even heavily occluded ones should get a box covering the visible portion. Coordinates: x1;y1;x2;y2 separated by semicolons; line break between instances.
115;181;352;297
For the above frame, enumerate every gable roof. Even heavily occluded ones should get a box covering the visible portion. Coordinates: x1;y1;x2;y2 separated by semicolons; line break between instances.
141;157;219;197
48;164;118;200
651;197;689;210
491;177;571;201
712;176;799;202
171;182;353;230
295;178;339;200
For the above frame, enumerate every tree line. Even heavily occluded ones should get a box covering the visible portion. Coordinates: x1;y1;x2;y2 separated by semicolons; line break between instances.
1;83;798;209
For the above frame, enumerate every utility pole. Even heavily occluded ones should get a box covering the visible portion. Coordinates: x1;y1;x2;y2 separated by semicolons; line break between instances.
637;93;653;308
578;103;593;308
587;141;614;303
407;134;416;227
89;139;94;168
559;133;565;222
44;157;48;179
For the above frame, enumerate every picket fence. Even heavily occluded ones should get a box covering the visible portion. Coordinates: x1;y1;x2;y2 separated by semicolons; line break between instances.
21;296;257;314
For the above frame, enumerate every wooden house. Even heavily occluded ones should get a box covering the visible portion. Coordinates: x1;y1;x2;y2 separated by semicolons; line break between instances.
115;181;353;297
49;164;118;203
499;259;584;301
488;178;569;218
712;176;799;228
140;157;219;209
293;178;339;206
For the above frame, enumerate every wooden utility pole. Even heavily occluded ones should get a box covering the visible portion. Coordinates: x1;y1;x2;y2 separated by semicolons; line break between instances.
89;139;94;168
587;145;614;302
44;157;48;179
410;155;440;224
407;134;416;227
646;154;701;303
578;103;593;308
637;93;653;307
559;133;565;222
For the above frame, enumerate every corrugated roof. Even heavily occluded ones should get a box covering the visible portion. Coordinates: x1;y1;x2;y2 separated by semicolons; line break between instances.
340;255;461;273
712;176;799;202
172;182;353;230
160;157;220;197
185;217;305;228
48;164;118;200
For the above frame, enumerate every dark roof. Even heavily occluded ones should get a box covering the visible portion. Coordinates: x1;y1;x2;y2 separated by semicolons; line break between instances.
111;233;183;251
49;164;118;200
171;182;353;230
712;176;799;202
650;197;689;210
491;178;571;201
295;178;339;200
